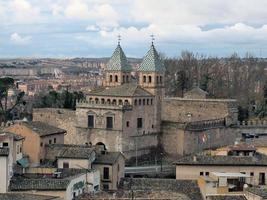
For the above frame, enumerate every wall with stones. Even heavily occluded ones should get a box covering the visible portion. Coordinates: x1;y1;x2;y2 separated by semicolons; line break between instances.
32;108;79;144
162;98;238;124
161;121;238;156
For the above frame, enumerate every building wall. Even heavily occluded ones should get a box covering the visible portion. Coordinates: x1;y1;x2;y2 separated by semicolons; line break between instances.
57;158;90;169
161;122;238;156
176;165;267;185
162;98;238;124
0;156;8;193
33;108;77;144
92;155;125;191
5;125;41;166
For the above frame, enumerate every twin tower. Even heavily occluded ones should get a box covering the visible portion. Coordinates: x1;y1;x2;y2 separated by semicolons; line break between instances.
104;42;165;97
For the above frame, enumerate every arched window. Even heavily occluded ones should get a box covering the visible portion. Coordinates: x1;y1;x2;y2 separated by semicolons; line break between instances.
126;75;129;83
115;75;118;82
125;100;129;105
143;76;146;83
107;99;111;104
101;98;105;104
95;98;99;104
148;76;152;83
156;76;159;84
134;99;138;106
109;75;113;82
112;99;117;105
147;99;149;105
139;99;142;105
119;99;123;105
160;76;162;83
143;99;146;105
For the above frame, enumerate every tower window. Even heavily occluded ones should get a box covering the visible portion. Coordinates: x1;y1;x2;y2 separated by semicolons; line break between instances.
126;75;129;83
109;75;113;82
151;99;153;105
137;118;143;128
157;76;159;83
147;99;149;105
143;76;146;83
160;76;162;83
88;115;94;128
123;75;125;83
115;75;118;82
143;99;146;105
126;121;130;127
139;99;142;105
134;99;138;106
148;76;152;83
106;117;113;129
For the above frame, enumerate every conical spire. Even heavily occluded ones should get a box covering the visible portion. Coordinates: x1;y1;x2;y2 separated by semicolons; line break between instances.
138;44;165;72
106;44;132;72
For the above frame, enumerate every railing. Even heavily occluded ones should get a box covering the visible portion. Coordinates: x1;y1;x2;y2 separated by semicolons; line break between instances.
185;118;226;131
76;100;133;110
238;120;267;127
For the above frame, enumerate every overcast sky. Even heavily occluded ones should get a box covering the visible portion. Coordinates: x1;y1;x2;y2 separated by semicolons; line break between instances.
1;0;267;58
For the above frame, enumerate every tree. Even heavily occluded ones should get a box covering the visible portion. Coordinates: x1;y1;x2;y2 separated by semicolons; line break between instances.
0;77;26;122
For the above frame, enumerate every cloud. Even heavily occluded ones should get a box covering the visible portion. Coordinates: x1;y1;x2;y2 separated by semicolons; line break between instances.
8;0;41;24
63;0;119;29
10;33;31;45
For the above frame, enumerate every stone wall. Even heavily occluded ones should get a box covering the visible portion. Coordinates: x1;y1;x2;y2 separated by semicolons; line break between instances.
162;98;238;125
161;121;238;156
32;108;78;144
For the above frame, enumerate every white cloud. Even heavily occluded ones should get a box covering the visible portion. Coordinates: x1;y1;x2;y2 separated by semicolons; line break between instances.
9;0;41;24
10;33;31;45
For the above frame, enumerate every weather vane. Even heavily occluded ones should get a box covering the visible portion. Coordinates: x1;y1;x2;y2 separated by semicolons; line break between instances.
117;34;121;45
150;34;155;45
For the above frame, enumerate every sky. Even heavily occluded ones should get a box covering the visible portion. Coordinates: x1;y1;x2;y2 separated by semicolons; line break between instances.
1;0;267;58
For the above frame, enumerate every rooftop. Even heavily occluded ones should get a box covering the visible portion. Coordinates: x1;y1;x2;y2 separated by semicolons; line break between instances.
106;44;132;72
23;121;66;137
0;193;59;200
175;154;267;166
89;83;153;97
0;131;24;141
93;152;123;165
9;169;86;191
207;195;247;200
47;144;95;160
138;44;165;72
246;186;267;198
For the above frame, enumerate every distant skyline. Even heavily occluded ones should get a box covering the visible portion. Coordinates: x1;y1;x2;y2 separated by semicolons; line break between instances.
1;0;267;58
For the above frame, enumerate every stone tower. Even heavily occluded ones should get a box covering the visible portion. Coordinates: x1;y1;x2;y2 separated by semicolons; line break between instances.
137;43;165;131
104;43;132;87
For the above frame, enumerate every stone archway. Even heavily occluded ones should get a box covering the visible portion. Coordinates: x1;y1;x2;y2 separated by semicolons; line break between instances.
95;142;107;151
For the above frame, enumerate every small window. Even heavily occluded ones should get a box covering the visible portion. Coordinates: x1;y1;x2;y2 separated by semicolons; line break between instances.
137;118;143;128
40;142;43;147
49;140;52;144
143;99;146;105
147;99;149;105
103;167;109;180
123;75;125;83
106;117;113;129
54;138;57;144
156;76;159;83
126;121;130;127
134;99;138;106
103;184;109;191
88;115;94;128
205;172;209;176
160;76;162;83
152;124;154;129
200;172;204;176
143;76;146;83
151;99;153;105
63;162;69;168
109;75;113;82
20;147;22;153
115;75;118;82
139;99;142;105
250;172;254;176
3;142;8;147
148;76;152;83
126;75;129;83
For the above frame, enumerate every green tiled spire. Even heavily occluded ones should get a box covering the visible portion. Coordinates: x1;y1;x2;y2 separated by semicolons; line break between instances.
106;44;132;72
138;44;165;72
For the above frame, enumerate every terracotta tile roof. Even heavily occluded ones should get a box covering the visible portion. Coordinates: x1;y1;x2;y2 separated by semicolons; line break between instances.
93;152;123;165
89;83;153;97
175;154;267;166
24;121;66;137
246;186;267;198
